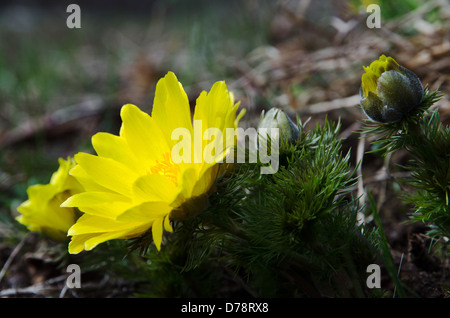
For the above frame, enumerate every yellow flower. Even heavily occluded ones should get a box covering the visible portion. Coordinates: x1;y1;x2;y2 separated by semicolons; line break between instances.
360;55;423;123
16;157;83;242
63;72;245;253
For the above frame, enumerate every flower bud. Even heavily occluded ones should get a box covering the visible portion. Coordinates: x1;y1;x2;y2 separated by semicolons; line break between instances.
258;108;299;143
360;55;423;123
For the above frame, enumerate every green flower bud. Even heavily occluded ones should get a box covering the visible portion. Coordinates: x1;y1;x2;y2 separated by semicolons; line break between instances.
258;108;299;143
360;55;423;123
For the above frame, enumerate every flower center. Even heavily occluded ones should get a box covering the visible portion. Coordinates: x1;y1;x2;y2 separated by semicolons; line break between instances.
149;152;178;185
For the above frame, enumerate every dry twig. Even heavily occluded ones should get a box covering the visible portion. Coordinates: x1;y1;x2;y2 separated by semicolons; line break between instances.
0;233;29;286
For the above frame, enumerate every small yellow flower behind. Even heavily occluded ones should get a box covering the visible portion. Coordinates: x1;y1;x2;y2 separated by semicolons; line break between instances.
16;157;83;242
63;72;245;253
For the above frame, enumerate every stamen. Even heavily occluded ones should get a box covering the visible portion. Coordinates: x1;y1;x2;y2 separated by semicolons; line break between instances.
149;152;178;185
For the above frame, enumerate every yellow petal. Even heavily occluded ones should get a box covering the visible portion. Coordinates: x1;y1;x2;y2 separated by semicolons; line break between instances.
234;105;246;127
132;174;180;203
61;192;131;219
152;72;193;145
49;157;76;188
18;184;76;233
191;164;219;198
62;191;129;206
73;152;138;197
68;214;146;235
361;72;379;97
69;233;96;254
68;224;149;254
119;104;170;167
152;216;165;251
116;201;172;223
164;215;173;232
194;81;232;129
177;167;198;202
83;226;149;251
26;183;58;204
69;164;110;193
91;132;143;174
